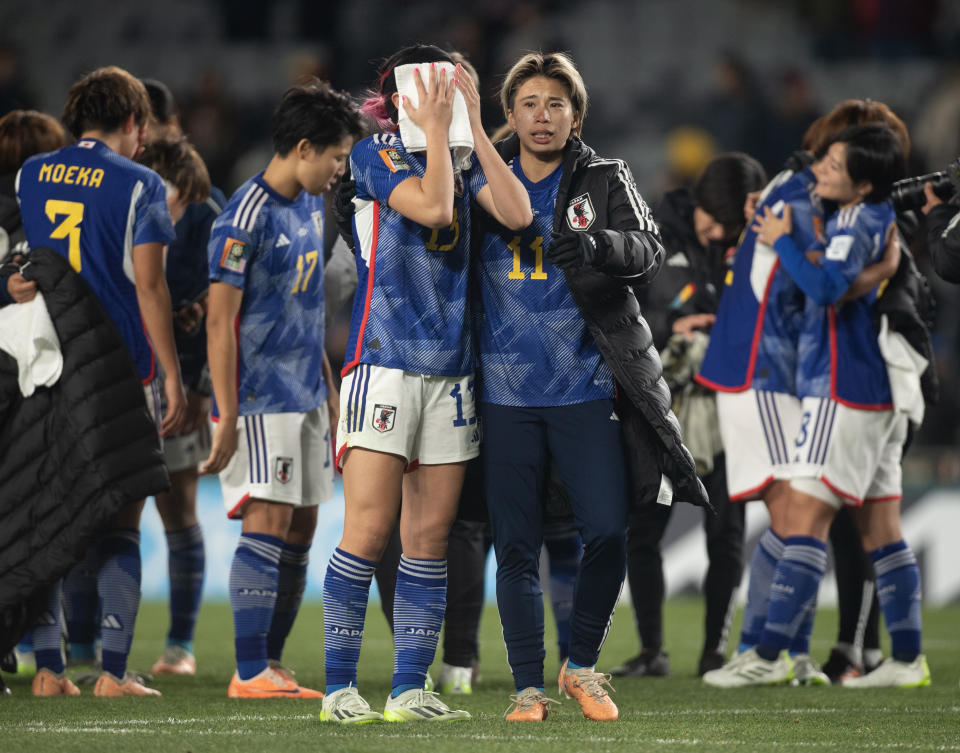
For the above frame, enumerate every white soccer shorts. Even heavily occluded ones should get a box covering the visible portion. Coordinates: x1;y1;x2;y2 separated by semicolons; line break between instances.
337;363;481;470
789;397;906;509
216;407;334;518
716;388;802;501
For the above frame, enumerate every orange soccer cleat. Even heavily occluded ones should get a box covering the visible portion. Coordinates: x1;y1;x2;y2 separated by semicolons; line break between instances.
504;687;559;722
32;668;81;697
151;646;197;676
227;666;324;699
558;660;618;721
93;671;162;697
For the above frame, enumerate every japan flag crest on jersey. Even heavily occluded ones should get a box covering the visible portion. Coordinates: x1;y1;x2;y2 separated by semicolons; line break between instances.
275;457;293;484
566;193;595;230
373;404;396;433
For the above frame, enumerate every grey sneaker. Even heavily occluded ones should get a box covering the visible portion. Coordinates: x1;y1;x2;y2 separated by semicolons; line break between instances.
791;654;830;686
702;649;794;688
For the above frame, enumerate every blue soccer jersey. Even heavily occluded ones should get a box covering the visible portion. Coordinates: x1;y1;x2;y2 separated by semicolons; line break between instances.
208;173;327;416
475;159;614;407
697;166;823;394
344;133;486;377
16;138;176;381
793;201;895;408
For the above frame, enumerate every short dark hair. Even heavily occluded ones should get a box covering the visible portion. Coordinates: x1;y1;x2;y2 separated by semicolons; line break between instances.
826;124;906;203
142;78;177;125
271;78;363;157
694;152;767;231
61;66;151;138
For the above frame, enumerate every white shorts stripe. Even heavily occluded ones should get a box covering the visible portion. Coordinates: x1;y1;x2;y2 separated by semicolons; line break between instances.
755;391;778;464
767;391;790;464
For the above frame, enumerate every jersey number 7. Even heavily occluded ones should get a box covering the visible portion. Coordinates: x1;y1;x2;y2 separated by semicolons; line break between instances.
45;199;85;272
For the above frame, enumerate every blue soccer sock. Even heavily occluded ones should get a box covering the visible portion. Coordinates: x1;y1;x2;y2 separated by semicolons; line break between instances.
230;533;282;680
16;632;33;655
757;537;827;661
98;530;143;679
165;524;205;652
789;596;818;656
33;582;65;674
871;540;922;662
392;555;447;696
323;547;376;693
63;544;101;660
738;528;784;652
267;543;310;663
545;532;581;662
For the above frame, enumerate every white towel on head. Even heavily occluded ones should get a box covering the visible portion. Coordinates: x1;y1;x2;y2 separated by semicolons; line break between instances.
394;62;474;171
0;292;63;396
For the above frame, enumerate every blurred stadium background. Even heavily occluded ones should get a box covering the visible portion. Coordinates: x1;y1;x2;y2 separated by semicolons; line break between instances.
3;0;959;604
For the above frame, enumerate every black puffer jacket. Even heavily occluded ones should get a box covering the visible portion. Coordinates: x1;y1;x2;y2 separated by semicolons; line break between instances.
0;248;169;647
489;135;709;509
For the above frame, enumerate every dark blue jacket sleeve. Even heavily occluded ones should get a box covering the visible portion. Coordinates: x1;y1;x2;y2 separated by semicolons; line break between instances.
773;234;849;305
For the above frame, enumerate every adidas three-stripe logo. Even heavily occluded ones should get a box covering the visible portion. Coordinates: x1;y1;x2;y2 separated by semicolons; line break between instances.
736;665;775;680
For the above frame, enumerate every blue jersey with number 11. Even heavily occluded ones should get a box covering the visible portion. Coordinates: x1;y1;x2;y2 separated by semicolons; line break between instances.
17;138;175;382
474;158;613;407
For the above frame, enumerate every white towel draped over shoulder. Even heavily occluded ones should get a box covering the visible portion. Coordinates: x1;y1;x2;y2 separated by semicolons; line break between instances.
394;62;474;171
0;292;63;396
877;313;927;428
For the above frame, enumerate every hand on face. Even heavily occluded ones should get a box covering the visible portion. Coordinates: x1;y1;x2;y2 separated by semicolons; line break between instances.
454;63;482;131
402;63;454;135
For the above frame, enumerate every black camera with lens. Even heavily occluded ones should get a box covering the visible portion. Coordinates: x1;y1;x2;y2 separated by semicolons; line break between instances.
891;157;960;212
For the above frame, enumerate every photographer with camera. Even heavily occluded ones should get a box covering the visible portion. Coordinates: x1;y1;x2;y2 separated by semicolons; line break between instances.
918;165;960;283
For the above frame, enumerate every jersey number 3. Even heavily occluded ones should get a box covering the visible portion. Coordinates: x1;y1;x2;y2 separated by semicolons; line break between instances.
45;199;85;272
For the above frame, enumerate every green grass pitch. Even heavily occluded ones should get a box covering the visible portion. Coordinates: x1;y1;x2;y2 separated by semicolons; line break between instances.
2;598;958;752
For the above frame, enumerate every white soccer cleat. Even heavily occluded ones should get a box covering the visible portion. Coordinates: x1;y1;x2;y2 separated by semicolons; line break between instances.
702;648;794;688
383;688;471;722
790;654;830;686
841;655;931;688
437;662;473;695
319;686;384;724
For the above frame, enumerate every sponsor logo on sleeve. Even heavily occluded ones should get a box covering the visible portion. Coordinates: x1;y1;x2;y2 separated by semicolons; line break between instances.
378;148;410;173
566;193;595;230
219;237;247;274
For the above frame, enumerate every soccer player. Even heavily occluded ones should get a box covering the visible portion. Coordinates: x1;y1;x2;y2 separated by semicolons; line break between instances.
321;44;531;724
17;65;184;696
135;132;216;676
200;79;361;699
705;124;929;689
697;100;907;684
473;52;705;723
